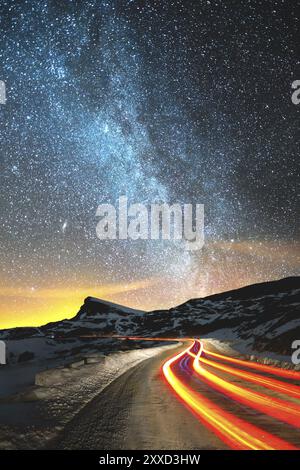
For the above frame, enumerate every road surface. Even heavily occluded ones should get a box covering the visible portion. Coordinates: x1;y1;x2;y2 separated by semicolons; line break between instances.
50;340;300;450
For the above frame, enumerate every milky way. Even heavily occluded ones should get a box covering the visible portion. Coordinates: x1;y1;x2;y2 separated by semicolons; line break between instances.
0;1;299;327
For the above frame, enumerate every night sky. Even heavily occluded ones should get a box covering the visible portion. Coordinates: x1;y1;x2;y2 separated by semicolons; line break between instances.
0;0;299;328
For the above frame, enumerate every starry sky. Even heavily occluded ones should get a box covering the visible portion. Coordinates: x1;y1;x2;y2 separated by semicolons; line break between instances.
0;0;299;328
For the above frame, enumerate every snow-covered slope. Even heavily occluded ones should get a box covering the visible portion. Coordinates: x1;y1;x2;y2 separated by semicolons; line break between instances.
142;277;300;357
1;277;299;362
0;298;144;342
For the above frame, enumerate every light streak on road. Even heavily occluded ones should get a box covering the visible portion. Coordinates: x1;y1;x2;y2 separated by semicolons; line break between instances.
162;341;297;450
196;352;300;399
81;334;300;449
203;348;300;380
192;342;300;429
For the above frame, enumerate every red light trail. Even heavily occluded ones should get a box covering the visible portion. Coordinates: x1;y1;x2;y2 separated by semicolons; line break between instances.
162;339;300;450
197;352;300;399
203;347;300;380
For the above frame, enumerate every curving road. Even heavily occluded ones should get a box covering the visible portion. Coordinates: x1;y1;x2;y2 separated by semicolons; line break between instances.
50;339;300;450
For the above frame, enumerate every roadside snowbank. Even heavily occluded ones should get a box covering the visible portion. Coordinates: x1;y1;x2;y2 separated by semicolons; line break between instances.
0;342;178;449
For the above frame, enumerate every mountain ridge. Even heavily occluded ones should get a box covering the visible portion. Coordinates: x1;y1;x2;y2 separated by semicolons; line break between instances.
1;277;299;359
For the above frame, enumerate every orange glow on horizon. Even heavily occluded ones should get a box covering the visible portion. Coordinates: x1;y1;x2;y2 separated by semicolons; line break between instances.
1;239;299;329
0;278;158;328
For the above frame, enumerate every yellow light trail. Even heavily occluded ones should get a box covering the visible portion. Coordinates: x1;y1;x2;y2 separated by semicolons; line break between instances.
192;342;300;428
162;341;297;450
196;352;300;399
203;348;300;380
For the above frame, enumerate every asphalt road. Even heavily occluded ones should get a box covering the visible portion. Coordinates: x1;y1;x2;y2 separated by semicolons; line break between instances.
50;340;300;450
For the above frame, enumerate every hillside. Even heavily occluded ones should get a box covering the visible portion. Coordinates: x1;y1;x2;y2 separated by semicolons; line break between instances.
1;277;299;362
